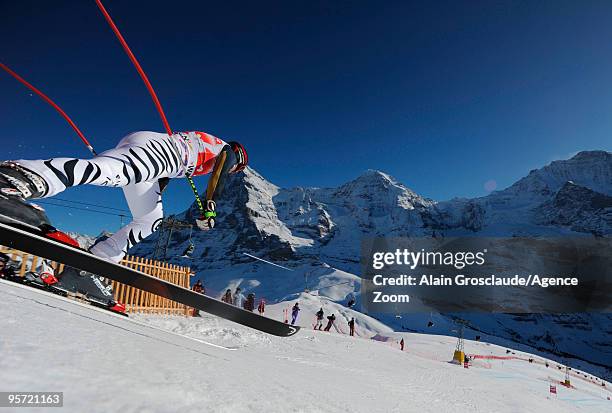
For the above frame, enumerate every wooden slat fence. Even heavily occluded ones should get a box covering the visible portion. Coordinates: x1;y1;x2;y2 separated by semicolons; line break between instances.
115;256;192;315
0;246;192;315
0;245;65;276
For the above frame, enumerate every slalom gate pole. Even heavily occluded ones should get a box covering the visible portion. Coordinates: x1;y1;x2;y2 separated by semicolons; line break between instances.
94;0;206;215
0;62;97;155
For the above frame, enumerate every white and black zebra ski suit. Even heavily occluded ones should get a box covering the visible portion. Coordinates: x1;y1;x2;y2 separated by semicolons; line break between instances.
15;131;233;262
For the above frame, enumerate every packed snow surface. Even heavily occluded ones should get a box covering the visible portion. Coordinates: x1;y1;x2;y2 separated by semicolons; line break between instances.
1;280;610;413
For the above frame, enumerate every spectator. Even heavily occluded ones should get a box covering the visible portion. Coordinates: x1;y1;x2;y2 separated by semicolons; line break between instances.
233;287;245;308
244;293;255;312
314;308;324;330
323;313;336;332
192;279;204;294
191;279;205;316
400;338;405;351
291;302;300;325
221;289;232;304
348;317;355;336
257;299;266;315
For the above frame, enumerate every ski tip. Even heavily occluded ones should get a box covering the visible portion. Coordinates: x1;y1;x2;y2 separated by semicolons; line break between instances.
284;325;300;337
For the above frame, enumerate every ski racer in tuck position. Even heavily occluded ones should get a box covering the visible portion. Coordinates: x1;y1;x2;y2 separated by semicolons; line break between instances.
0;131;248;289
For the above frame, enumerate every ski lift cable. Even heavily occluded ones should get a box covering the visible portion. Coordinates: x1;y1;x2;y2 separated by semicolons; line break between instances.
51;197;130;213
242;252;294;271
314;280;352;290
34;200;132;218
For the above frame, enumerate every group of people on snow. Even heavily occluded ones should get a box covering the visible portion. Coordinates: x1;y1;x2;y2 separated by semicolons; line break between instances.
315;308;338;333
297;305;357;336
186;278;359;337
220;286;265;314
190;281;267;316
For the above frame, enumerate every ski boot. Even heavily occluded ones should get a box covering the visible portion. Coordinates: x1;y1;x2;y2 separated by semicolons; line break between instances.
0;162;81;248
0;162;51;228
17;258;58;288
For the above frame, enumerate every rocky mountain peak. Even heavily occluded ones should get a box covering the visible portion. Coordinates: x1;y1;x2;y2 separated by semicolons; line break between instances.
570;150;612;162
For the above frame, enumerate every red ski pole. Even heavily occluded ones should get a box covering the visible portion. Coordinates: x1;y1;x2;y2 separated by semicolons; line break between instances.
94;0;207;215
94;0;172;136
0;62;96;155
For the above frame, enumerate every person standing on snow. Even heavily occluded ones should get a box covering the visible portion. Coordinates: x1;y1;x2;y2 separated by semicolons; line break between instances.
244;293;255;312
323;313;336;332
0;131;248;263
400;338;405;351
314;308;324;330
221;289;233;304
192;279;204;294
233;287;245;308
257;298;266;315
290;302;300;325
348;317;355;336
191;279;205;316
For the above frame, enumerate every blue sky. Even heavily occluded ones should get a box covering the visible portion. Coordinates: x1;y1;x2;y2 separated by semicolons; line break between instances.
2;0;612;235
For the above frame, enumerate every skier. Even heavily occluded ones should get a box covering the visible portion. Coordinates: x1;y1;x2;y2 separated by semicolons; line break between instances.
0;131;247;298
244;293;255;312
323;313;336;332
257;298;266;315
400;338;404;351
221;288;233;304
348;317;355;336
190;279;205;316
233;287;245;308
290;302;300;325
314;308;324;330
0;131;248;263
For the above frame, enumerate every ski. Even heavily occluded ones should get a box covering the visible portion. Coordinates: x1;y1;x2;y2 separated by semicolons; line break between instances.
0;219;299;337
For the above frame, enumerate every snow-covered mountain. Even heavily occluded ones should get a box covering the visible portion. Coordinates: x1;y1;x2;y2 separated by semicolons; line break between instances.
130;150;612;379
421;151;611;236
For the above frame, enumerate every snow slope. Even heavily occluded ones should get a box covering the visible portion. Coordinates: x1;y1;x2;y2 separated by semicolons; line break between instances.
1;279;610;413
128;151;612;380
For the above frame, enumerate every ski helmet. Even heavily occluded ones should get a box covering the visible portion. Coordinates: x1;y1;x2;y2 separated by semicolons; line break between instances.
228;141;248;173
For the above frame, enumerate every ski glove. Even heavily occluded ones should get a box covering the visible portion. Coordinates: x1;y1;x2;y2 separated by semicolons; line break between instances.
196;200;216;230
